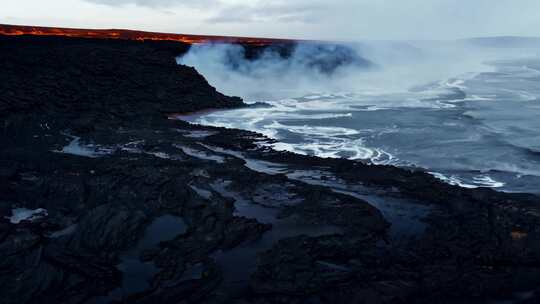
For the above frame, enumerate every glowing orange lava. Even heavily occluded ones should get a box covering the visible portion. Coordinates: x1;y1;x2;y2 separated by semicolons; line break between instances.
0;24;295;46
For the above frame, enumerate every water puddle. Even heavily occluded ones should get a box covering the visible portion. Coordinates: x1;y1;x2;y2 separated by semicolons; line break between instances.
286;169;433;238
190;185;213;200
6;208;48;224
98;215;187;302
175;145;226;163
48;224;78;238
333;189;432;238
178;130;218;139
209;180;342;293
203;145;288;175
55;136;113;158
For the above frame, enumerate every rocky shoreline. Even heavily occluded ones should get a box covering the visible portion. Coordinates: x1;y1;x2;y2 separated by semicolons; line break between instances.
1;35;540;303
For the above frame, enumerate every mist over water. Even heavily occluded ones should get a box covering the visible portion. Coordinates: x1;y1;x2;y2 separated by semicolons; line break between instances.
178;42;375;100
178;40;540;194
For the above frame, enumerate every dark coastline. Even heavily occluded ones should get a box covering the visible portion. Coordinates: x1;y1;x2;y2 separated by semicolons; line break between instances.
1;35;540;303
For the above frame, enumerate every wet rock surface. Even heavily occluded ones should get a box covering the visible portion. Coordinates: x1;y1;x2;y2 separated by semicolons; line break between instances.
1;35;540;303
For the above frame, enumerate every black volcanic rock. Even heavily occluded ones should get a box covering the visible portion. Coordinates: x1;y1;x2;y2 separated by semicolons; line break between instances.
1;34;539;304
0;35;243;126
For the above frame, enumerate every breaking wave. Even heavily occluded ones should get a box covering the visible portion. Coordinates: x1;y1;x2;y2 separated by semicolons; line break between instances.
183;41;540;193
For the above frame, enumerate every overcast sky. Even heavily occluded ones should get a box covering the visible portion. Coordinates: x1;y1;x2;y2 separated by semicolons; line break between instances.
2;0;539;40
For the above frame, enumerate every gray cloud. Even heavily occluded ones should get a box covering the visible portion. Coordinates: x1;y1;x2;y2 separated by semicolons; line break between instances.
203;0;540;39
25;0;540;40
207;3;324;24
85;0;218;8
86;0;324;25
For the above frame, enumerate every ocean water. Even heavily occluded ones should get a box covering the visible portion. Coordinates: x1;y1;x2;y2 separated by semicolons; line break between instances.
184;49;540;194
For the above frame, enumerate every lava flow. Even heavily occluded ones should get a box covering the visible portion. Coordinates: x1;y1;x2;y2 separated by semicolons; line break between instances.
0;24;295;45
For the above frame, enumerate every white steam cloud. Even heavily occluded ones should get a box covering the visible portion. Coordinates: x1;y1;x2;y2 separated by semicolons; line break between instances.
178;40;540;101
178;43;374;100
